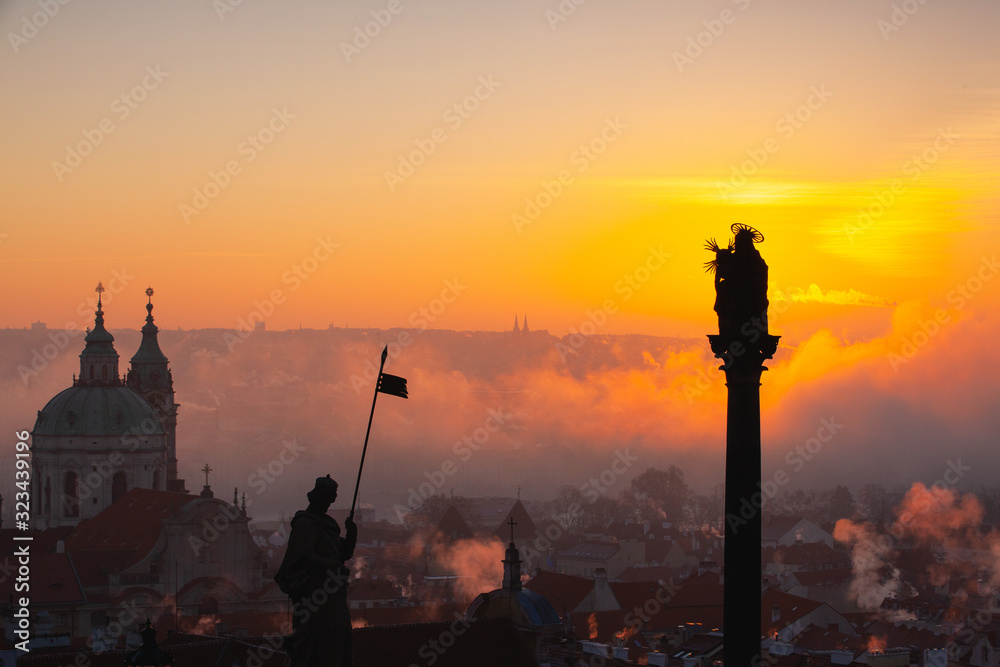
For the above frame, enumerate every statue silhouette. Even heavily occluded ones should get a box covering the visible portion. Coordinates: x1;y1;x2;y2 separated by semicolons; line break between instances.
706;223;768;338
275;475;357;667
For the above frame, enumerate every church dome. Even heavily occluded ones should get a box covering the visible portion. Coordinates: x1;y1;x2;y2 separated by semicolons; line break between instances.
32;385;165;438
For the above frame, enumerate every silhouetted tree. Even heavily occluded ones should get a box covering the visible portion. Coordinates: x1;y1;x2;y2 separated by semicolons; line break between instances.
687;492;722;531
859;483;887;522
551;485;586;533
829;485;855;523
628;466;690;525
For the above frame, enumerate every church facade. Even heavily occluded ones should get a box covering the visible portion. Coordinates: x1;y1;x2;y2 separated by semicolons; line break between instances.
30;285;185;529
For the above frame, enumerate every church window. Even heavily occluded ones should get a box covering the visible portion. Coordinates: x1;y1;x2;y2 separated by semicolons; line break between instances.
102;365;107;379
90;365;94;379
152;469;161;490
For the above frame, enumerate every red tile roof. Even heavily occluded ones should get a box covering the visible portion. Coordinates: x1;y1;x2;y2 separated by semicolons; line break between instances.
788;568;852;587
615;565;676;583
792;624;866;652
0;553;84;604
525;570;594;614
761;589;824;634
493;500;537;543
65;488;194;568
763;541;848;568
65;549;134;588
436;505;473;542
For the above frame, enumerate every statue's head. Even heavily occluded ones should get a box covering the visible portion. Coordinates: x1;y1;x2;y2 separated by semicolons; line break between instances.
307;475;339;505
731;223;764;254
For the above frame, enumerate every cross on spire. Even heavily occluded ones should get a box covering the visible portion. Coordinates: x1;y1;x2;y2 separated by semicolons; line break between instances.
202;464;213;486
95;282;105;308
507;516;517;544
146;286;154;302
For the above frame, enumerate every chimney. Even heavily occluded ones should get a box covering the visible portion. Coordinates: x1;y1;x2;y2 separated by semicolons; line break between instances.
771;604;781;623
646;653;668;667
830;649;854;665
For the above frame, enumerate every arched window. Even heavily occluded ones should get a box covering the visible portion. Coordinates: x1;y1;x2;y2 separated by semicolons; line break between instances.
90;365;95;379
152;469;161;490
102;365;108;380
63;472;79;517
111;471;127;502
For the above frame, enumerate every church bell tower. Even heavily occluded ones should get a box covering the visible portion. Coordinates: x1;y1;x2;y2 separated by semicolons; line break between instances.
126;288;186;492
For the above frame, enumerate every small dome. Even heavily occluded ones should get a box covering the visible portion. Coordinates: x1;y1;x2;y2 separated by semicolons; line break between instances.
467;588;562;628
32;385;165;438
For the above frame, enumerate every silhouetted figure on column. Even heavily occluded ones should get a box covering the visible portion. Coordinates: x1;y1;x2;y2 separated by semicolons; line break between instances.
275;475;357;667
706;224;779;667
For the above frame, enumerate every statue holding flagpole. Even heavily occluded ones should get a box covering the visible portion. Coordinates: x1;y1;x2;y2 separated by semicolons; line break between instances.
275;346;407;667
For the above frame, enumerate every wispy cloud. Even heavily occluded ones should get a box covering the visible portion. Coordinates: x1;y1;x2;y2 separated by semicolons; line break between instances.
771;284;896;307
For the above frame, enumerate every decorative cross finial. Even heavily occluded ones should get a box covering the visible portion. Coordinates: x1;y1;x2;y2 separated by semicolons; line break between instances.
507;516;517;544
202;464;213;486
95;282;105;306
146;286;154;302
233;487;238;505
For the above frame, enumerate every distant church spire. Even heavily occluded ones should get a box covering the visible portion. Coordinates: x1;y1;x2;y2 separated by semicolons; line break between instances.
502;516;522;592
522;315;528;334
513;315;520;335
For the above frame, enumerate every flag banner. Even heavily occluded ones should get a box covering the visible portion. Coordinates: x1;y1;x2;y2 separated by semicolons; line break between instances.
377;372;408;399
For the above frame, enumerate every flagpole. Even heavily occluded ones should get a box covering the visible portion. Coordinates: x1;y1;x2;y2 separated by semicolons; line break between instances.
350;345;388;521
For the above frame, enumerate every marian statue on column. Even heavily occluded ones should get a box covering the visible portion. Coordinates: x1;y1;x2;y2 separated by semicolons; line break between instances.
705;223;769;339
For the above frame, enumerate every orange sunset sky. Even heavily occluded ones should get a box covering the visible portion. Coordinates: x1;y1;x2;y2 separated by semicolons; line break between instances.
2;1;999;472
